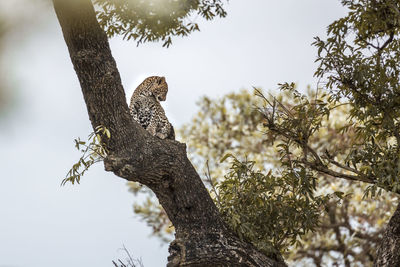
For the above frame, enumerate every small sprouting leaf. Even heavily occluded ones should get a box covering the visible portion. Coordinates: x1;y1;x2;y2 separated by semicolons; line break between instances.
220;153;235;163
104;128;111;138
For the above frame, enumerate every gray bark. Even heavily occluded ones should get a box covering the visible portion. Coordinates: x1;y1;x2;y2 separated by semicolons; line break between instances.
52;0;283;266
374;202;400;267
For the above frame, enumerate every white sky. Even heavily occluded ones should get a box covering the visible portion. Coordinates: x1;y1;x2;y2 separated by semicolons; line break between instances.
0;1;346;266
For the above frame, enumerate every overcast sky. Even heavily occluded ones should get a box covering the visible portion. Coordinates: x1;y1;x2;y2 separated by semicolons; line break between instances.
0;1;346;266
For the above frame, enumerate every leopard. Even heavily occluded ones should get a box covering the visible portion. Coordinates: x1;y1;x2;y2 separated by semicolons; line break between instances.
129;76;175;140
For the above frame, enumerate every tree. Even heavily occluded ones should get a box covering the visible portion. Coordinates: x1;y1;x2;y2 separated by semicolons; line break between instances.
53;0;400;266
259;0;400;265
129;0;400;265
52;0;281;266
311;1;400;265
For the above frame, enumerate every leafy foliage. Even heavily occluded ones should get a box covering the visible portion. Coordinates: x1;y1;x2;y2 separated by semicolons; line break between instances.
288;186;393;266
313;0;400;195
94;0;227;47
62;125;110;185
182;90;267;179
216;154;328;255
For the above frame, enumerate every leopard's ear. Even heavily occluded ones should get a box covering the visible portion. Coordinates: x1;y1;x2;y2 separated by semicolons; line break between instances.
157;76;165;85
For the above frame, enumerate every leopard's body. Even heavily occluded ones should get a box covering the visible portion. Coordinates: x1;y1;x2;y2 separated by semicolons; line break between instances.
129;76;175;140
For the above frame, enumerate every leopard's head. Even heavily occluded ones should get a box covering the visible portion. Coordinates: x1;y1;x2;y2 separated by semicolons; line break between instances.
150;76;168;102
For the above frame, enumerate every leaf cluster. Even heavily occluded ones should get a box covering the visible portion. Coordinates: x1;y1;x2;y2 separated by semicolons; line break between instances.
257;83;335;153
62;125;110;185
94;0;227;47
181;90;268;180
216;154;329;255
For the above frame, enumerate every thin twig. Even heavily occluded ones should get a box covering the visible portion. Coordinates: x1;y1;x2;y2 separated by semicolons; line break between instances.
205;160;222;206
325;157;362;176
298;159;374;184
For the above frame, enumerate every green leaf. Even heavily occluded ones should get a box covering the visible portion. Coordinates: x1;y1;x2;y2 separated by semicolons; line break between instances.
220;153;235;163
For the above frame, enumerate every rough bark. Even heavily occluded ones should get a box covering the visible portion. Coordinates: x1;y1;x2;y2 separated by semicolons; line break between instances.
374;202;400;267
52;0;283;266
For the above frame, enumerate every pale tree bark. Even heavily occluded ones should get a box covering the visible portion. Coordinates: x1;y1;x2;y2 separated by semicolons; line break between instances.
375;202;400;267
52;0;284;266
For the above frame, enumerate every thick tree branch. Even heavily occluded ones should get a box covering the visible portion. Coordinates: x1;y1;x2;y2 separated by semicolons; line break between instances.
375;201;400;267
52;0;282;266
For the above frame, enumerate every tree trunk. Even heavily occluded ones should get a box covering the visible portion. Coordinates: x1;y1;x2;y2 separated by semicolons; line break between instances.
52;0;283;266
374;202;400;267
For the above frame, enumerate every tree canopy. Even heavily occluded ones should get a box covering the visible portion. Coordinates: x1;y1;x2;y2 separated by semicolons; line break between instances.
95;0;227;47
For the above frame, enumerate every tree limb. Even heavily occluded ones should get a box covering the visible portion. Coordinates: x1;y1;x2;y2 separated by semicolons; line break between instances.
375;201;400;267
